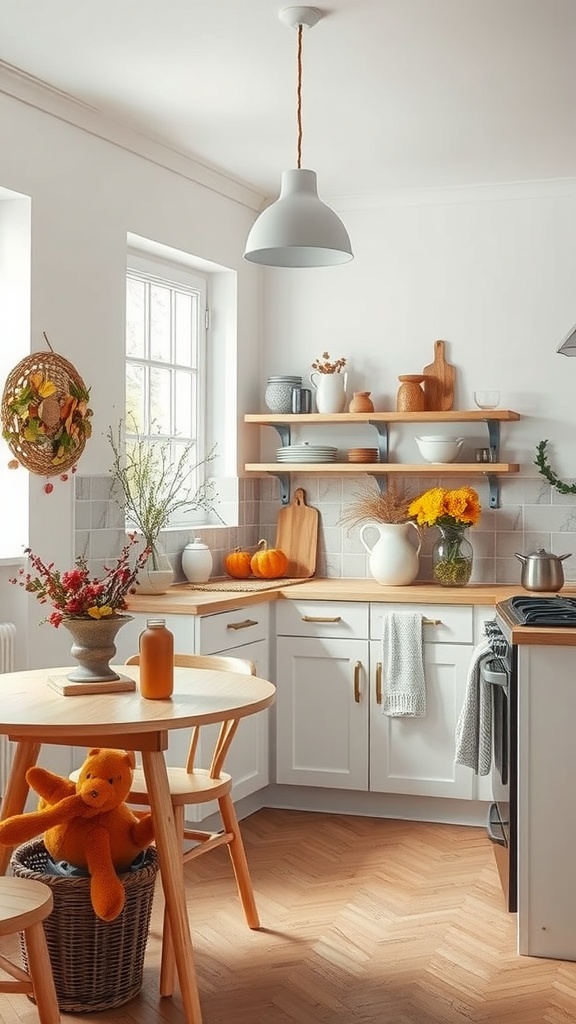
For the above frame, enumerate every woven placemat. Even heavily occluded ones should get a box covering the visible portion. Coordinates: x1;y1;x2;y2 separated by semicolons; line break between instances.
185;578;305;592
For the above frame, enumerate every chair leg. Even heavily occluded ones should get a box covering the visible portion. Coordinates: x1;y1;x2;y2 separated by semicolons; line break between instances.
24;921;60;1024
218;793;260;929
159;803;185;998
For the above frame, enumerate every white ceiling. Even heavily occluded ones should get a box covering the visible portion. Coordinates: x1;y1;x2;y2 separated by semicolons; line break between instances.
1;0;575;201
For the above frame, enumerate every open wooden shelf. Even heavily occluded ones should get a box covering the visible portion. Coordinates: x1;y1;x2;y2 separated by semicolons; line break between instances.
243;409;521;508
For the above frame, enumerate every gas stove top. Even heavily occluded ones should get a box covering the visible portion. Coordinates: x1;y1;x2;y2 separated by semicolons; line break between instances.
502;595;576;626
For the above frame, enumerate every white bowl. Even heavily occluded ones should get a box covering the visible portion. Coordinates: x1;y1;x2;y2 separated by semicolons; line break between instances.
415;435;464;463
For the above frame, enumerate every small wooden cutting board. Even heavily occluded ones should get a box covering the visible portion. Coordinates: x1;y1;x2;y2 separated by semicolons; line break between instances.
275;488;319;578
422;339;456;411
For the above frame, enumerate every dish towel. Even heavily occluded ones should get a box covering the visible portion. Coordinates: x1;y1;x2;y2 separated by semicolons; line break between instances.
454;637;493;775
381;611;426;717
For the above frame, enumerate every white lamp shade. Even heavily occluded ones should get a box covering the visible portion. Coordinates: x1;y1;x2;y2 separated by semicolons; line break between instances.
243;168;353;267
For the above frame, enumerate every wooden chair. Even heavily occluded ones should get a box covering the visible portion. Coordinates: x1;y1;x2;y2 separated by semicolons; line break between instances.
124;652;260;994
0;876;60;1024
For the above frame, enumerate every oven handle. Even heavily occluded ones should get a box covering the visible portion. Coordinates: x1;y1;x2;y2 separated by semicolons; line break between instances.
487;803;507;847
482;664;509;689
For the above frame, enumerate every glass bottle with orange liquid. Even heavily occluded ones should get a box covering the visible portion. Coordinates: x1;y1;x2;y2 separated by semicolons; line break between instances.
139;618;174;699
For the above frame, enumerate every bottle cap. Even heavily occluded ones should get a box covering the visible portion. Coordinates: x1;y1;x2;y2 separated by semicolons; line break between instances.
146;618;166;627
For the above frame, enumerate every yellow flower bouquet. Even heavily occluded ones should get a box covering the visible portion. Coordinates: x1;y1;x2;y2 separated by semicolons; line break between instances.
408;486;481;586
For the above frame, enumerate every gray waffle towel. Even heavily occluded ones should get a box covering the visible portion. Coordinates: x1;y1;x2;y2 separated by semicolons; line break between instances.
454;637;493;775
382;611;426;717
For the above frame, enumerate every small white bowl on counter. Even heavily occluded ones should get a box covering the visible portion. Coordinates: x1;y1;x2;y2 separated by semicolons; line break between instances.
415;435;464;464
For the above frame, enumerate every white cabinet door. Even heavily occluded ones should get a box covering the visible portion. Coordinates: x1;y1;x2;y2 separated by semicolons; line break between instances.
195;636;270;808
369;639;474;799
276;636;369;789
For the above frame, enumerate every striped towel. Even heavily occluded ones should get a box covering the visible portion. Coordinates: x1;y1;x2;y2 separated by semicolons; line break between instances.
454;637;493;775
382;611;426;717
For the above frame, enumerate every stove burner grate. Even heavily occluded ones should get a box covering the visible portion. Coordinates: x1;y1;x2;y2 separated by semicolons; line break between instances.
508;595;576;626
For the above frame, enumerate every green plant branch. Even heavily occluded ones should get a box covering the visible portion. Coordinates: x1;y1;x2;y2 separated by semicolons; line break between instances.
535;439;576;495
108;422;223;554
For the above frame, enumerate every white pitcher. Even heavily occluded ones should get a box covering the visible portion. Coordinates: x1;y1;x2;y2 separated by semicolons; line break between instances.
310;371;348;413
359;521;422;586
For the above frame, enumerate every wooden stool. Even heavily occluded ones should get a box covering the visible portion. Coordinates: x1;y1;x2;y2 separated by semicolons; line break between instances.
0;876;60;1024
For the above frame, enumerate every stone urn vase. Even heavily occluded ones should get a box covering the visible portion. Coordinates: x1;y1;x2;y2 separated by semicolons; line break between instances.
61;614;133;682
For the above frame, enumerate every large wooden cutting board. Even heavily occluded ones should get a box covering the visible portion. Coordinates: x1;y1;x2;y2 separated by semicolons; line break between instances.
275;488;319;578
422;339;456;411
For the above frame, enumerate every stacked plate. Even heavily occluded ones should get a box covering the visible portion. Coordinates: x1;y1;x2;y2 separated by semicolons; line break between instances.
347;447;380;463
276;443;338;463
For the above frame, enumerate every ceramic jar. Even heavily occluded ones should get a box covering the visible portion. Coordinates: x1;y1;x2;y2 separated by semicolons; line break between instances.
265;376;302;413
349;391;374;413
359;521;422;586
396;375;426;412
182;537;213;583
310;371;348;413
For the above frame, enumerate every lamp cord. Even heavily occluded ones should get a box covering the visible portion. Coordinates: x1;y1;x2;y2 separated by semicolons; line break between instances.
296;24;303;168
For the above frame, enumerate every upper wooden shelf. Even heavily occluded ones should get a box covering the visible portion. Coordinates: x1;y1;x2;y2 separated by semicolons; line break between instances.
244;410;520;424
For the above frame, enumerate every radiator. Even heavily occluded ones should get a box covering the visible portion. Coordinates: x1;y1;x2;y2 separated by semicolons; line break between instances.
0;622;16;673
0;623;16;796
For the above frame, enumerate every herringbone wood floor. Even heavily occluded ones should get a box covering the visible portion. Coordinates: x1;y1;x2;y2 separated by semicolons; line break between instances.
2;808;576;1024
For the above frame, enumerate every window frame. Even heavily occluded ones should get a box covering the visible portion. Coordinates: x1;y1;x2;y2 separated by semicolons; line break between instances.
125;252;211;530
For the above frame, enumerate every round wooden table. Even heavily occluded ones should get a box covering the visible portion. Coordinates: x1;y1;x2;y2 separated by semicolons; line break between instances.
0;663;276;1024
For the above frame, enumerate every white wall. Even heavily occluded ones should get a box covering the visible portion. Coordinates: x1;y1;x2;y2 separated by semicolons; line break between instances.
0;84;264;667
258;180;576;582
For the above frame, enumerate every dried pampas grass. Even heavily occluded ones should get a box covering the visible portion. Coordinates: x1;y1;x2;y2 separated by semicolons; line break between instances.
339;479;414;530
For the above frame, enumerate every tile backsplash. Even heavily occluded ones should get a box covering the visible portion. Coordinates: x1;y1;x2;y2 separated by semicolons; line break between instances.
75;473;576;586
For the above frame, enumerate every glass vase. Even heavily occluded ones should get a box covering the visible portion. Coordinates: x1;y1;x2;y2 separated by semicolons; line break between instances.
432;524;473;587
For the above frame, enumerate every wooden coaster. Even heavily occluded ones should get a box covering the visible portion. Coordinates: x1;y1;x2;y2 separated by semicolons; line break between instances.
48;673;136;696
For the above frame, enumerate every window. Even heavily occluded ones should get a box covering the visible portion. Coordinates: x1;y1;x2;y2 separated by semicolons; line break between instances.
126;254;210;527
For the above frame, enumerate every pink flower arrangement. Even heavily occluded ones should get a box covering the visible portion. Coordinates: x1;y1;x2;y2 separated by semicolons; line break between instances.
10;533;150;627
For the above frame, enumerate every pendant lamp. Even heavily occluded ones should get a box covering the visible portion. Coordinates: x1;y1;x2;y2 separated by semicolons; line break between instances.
243;6;353;268
557;322;576;356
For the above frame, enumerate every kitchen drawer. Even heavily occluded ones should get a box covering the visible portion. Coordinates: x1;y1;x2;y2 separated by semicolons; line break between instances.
369;603;474;644
196;602;269;654
276;600;369;639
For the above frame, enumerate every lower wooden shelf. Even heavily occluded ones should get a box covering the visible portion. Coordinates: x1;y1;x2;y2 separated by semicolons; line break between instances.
244;462;519;509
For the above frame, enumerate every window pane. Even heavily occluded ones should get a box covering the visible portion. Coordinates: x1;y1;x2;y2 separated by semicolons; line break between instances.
174;370;193;437
175;292;193;367
126;278;146;358
150;284;171;362
150;366;171;433
126;363;146;432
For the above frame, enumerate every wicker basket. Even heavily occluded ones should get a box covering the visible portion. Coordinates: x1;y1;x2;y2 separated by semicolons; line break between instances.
11;840;158;1013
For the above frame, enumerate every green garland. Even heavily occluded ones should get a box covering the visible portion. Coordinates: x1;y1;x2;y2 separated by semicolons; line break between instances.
535;439;576;495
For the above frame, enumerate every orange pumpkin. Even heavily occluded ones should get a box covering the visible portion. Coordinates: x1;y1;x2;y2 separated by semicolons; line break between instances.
250;539;288;580
224;548;252;579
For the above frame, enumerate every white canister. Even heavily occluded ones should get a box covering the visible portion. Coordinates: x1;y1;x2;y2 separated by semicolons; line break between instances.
182;538;213;584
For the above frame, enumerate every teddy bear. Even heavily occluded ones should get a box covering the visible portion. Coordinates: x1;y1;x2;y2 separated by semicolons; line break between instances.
0;747;154;922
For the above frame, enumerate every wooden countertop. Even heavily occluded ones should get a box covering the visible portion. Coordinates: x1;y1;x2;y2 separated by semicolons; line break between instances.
126;578;576;616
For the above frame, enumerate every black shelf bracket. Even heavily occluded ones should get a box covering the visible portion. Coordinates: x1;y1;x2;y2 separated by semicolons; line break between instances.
486;474;500;509
270;472;290;505
271;424;291;447
368;420;389;462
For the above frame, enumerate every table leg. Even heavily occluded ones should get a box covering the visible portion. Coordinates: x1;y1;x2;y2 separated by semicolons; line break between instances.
142;749;203;1024
0;741;41;875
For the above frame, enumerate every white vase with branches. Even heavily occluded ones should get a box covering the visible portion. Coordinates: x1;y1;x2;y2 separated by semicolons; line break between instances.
108;422;221;594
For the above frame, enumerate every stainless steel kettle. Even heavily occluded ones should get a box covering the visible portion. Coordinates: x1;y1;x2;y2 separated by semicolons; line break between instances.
514;548;571;592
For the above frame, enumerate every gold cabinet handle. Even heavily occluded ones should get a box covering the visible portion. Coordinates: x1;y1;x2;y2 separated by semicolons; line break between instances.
226;619;258;631
302;615;342;623
375;661;383;705
422;618;442;626
353;661;361;703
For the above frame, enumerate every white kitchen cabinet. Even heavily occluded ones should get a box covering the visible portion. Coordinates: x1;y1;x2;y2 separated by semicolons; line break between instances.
276;634;369;788
276;598;479;800
369;639;473;799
